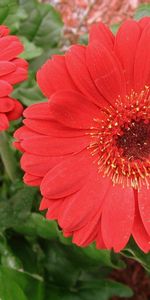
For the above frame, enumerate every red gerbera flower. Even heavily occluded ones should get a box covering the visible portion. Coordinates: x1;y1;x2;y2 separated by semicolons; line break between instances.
14;17;150;252
0;25;28;130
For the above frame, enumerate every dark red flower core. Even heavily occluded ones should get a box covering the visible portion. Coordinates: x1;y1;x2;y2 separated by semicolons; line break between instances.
116;119;150;160
89;86;150;190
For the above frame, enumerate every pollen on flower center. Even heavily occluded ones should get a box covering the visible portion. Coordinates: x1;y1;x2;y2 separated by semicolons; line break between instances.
116;119;150;161
88;86;150;190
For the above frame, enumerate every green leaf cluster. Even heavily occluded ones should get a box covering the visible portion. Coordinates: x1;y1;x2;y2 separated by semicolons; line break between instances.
0;178;132;299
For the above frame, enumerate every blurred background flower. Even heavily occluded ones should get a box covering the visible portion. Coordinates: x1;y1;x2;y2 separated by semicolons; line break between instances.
45;0;148;43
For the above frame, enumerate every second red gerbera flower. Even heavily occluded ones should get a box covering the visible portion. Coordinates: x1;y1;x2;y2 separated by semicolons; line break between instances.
0;25;28;130
14;17;150;253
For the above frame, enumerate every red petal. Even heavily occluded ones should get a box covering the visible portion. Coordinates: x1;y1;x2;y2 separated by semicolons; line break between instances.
24;119;87;137
2;67;27;84
14;125;39;140
101;185;134;252
134;24;150;91
138;17;150;30
0;113;9;130
24;102;51;120
12;58;28;69
24;91;99;130
46;198;64;219
0;80;12;97
0;36;24;60
96;222;107;249
40;150;92;199
0;36;18;49
40;197;64;211
58;171;110;231
0;61;16;76
132;190;150;253
63;231;72;237
114;20;141;93
39;197;49;210
0;25;10;37
65;45;107;107
37;55;77;98
72;210;101;247
89;22;114;49
49;90;99;129
23;173;42;186
138;186;150;236
21;153;63;176
6;99;23;120
0;97;14;112
86;42;126;104
21;135;90;156
13;141;24;152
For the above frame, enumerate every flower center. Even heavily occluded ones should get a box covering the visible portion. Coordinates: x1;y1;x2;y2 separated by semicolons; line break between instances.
116;120;150;161
88;86;150;190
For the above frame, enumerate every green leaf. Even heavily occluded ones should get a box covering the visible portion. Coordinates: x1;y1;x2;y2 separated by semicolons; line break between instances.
78;33;88;45
123;238;150;272
0;0;20;32
65;243;125;270
0;267;44;300
30;47;61;72
78;280;133;300
45;285;81;300
12;74;46;106
19;36;43;60
18;0;63;48
44;243;80;287
0;186;36;230
111;23;120;34
0;267;27;300
81;244;124;269
0;233;22;271
14;213;59;239
44;279;133;300
134;4;150;20
17;0;63;70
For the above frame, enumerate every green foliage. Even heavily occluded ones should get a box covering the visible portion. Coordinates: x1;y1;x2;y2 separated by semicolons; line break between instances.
14;213;59;239
12;75;46;106
78;280;133;300
123;239;150;273
0;185;36;230
18;0;63;71
134;3;150;20
44;280;133;300
19;37;43;60
0;267;44;300
18;0;63;47
0;171;131;300
0;0;24;32
111;23;120;34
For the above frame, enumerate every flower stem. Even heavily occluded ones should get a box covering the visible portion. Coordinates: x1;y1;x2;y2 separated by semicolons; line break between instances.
0;132;18;182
